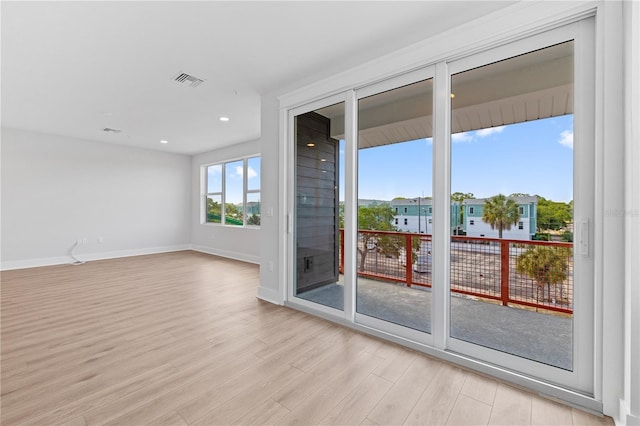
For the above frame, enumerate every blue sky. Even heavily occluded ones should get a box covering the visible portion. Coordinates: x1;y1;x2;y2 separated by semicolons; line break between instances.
207;157;260;204
350;114;574;203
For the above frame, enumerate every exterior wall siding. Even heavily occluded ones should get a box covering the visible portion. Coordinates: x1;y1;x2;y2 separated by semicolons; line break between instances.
387;198;535;239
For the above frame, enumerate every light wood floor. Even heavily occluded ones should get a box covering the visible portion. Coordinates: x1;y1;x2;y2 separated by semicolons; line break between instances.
1;251;612;426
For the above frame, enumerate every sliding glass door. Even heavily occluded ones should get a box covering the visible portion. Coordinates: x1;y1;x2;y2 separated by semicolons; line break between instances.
286;18;594;395
292;100;346;311
446;21;594;392
354;71;434;338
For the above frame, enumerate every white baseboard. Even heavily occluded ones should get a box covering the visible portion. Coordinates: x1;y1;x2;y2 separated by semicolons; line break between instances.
191;245;260;265
257;285;282;305
0;245;191;271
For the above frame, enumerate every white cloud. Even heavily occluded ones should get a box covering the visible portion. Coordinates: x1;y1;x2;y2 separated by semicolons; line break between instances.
559;130;573;149
476;126;505;137
234;165;244;177
451;132;474;143
247;166;258;179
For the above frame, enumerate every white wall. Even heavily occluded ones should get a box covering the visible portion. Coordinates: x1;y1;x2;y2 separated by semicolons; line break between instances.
191;140;261;264
623;1;640;424
1;128;191;269
257;93;282;302
465;218;532;240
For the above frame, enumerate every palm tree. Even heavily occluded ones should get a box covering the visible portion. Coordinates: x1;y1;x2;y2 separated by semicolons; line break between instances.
482;194;520;238
516;246;571;304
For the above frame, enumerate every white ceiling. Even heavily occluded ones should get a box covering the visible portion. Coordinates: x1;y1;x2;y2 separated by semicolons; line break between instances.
1;1;518;155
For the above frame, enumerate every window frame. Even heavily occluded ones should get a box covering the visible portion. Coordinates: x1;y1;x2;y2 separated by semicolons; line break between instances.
203;156;260;227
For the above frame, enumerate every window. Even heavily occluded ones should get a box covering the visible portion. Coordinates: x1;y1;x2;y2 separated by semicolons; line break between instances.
428;218;432;224
404;207;408;213
404;218;408;225
469;207;475;214
395;218;398;225
470;220;475;225
204;156;260;226
518;206;525;215
428;207;432;214
518;221;524;230
395;207;398;213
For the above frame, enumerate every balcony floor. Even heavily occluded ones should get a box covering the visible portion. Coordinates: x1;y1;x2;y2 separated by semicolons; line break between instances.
298;276;572;370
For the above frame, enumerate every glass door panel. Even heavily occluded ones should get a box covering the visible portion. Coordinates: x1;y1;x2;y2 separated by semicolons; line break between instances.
449;42;578;370
356;78;434;333
294;102;345;311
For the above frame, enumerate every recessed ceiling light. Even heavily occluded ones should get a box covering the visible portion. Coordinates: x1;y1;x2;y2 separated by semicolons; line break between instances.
160;140;168;144
320;158;327;162
450;93;456;99
307;143;315;147
219;116;230;122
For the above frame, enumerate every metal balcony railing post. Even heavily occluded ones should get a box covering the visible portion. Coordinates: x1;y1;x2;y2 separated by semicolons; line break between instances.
340;229;345;274
500;240;510;306
406;234;413;287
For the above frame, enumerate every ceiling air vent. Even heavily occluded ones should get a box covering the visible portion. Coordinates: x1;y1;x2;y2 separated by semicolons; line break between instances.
172;71;205;88
103;128;121;133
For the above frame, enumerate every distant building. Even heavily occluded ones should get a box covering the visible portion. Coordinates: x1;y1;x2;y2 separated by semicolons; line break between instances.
462;196;538;240
389;198;433;234
387;196;537;240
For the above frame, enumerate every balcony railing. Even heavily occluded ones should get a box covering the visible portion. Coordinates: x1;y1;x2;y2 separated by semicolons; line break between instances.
339;229;573;314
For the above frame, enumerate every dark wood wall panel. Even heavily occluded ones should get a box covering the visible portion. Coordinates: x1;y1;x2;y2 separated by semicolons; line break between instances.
295;111;340;293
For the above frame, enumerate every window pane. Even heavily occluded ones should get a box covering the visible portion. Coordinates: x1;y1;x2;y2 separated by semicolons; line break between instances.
294;102;344;311
246;192;261;226
356;78;433;334
207;164;222;193
247;157;261;191
225;161;243;226
450;41;574;370
206;195;222;223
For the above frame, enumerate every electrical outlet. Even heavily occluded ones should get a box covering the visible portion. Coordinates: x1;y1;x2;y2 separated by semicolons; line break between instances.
268;261;274;272
97;236;104;244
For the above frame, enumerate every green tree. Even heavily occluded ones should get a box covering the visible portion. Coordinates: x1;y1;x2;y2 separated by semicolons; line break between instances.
207;198;222;223
516;246;571;304
451;192;474;231
225;203;241;225
482;194;520;238
451;192;474;202
536;196;573;231
357;204;397;272
247;213;260;226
